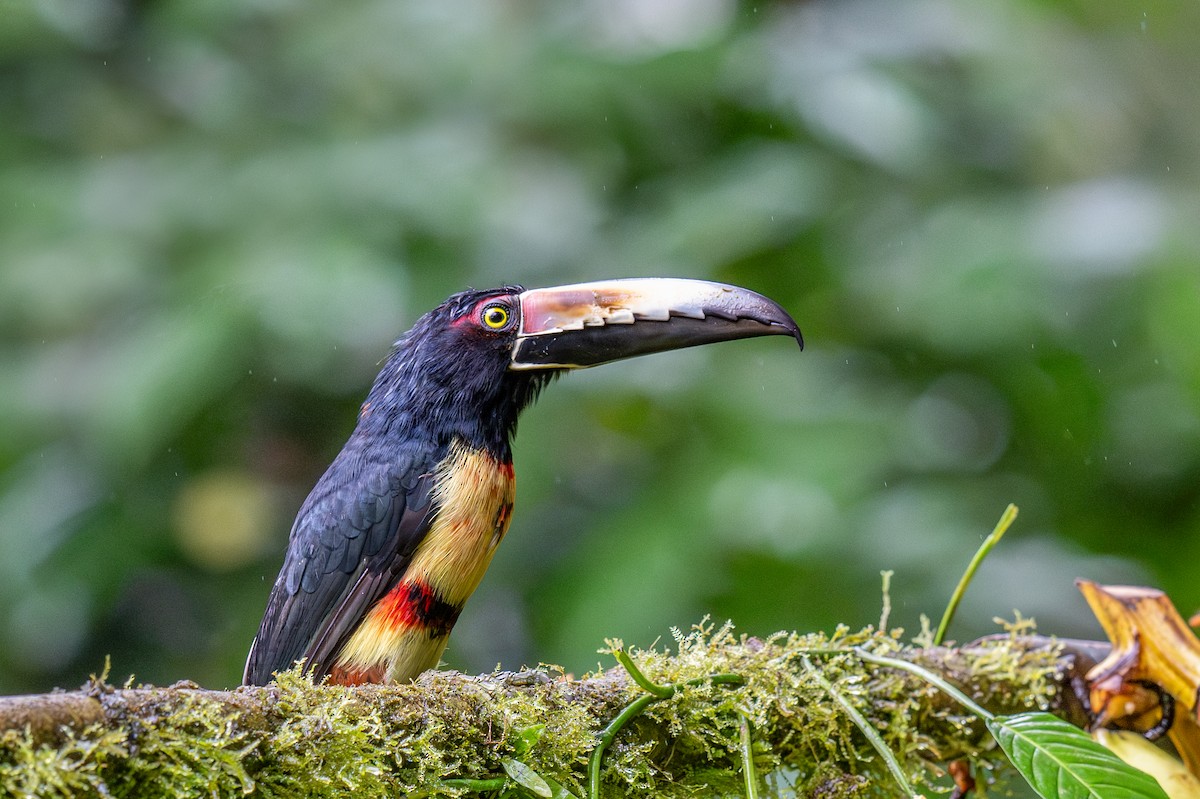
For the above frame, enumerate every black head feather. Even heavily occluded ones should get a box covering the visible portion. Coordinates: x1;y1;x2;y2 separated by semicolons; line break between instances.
356;286;556;458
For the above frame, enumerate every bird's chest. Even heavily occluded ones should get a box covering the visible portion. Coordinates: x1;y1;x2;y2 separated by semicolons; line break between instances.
406;443;515;606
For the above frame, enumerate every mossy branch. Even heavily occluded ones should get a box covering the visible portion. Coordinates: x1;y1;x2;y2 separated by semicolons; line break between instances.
0;623;1098;799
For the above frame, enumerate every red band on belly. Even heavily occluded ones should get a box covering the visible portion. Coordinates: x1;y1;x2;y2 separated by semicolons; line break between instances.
377;579;462;638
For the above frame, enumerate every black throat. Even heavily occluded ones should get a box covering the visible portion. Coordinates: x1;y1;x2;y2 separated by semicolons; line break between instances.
355;326;554;461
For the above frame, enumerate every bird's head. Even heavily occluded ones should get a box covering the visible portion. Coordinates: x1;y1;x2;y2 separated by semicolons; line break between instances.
365;278;802;455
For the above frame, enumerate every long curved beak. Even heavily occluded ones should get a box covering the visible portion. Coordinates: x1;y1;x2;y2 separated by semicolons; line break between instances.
510;278;802;370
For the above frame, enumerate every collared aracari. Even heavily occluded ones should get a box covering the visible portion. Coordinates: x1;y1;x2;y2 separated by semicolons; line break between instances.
243;278;801;686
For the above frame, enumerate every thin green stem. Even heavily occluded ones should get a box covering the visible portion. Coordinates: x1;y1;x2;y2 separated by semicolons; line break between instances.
587;693;657;799
612;649;673;698
587;660;746;799
685;673;745;689
852;647;993;721
802;656;918;798
934;503;1018;646
737;712;759;799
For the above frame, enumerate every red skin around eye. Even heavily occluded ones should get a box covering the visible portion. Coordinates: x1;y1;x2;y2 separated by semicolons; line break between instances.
451;297;514;331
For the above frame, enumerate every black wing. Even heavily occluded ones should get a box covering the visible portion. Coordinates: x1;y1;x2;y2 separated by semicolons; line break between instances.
243;437;440;685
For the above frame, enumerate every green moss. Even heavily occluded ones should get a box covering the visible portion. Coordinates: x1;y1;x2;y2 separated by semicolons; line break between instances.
0;725;127;798
107;691;257;797
0;620;1062;799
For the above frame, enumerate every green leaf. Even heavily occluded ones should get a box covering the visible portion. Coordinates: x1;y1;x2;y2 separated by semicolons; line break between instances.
988;712;1169;799
501;757;553;798
542;775;583;799
513;723;547;756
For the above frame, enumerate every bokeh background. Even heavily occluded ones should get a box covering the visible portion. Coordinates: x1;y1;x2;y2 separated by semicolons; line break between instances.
2;0;1199;696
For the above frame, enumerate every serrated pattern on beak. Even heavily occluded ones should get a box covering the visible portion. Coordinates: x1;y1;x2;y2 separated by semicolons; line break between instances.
511;278;802;370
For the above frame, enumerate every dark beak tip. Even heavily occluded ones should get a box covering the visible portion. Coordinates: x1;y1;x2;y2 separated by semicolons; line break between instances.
766;315;803;351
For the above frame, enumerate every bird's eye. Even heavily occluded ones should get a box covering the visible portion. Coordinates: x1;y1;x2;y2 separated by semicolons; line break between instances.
481;304;510;330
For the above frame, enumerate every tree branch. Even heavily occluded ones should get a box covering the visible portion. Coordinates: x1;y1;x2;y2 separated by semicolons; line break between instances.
0;626;1098;798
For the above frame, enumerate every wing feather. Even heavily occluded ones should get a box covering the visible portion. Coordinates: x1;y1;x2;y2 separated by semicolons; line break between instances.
243;439;440;685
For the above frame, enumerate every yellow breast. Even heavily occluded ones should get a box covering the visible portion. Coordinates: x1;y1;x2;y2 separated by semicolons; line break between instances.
334;441;515;682
409;442;515;604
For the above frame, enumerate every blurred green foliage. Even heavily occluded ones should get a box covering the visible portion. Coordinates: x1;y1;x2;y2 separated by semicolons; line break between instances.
2;0;1199;696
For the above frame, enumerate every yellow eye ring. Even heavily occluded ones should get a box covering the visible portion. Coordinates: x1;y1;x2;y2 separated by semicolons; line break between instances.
482;304;510;329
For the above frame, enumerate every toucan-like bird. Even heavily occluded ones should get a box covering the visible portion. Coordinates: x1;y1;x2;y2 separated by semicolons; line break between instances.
243;278;801;686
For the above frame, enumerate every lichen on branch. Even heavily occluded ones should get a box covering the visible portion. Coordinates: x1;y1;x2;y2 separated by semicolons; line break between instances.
0;620;1065;798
